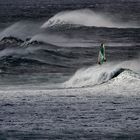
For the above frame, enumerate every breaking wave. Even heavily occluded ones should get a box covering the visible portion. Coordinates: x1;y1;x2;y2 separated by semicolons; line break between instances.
0;21;41;41
63;62;140;88
41;9;139;29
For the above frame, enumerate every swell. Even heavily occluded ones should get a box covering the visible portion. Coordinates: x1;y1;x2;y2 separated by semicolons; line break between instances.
0;55;71;74
1;22;140;49
41;9;140;29
0;42;77;74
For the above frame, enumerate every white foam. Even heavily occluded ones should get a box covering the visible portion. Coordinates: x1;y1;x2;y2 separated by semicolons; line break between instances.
0;60;140;98
63;60;140;88
0;68;140;100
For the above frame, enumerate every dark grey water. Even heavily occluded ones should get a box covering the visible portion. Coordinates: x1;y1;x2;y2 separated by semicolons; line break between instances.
0;92;140;140
0;0;139;23
0;0;140;139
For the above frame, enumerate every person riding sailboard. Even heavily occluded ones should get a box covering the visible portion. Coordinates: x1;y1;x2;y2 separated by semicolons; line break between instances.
98;43;106;65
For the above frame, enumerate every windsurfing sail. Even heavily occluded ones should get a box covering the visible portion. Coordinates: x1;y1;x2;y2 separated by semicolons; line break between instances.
98;43;106;65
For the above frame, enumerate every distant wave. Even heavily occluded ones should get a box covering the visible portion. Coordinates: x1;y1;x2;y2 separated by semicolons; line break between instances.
0;56;47;65
0;55;70;68
0;36;60;49
0;42;73;72
30;35;140;48
41;9;139;29
0;21;41;41
63;62;140;88
0;36;24;45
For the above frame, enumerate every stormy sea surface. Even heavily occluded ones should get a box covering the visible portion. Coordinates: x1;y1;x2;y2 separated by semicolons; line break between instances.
0;0;140;139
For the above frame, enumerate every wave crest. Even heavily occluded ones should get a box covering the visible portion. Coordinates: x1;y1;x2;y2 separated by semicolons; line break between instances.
0;21;40;41
41;9;139;29
63;63;140;88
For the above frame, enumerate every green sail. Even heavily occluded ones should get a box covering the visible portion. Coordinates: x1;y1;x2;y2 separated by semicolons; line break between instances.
99;46;105;64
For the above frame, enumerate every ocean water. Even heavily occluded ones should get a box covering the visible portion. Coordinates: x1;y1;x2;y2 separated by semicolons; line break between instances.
0;0;140;139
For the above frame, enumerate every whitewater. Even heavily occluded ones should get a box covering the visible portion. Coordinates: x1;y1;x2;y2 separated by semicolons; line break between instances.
0;1;140;139
0;60;140;139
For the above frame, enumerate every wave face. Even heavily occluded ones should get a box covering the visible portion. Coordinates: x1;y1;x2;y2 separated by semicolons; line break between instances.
0;8;139;85
0;35;140;76
0;9;139;48
63;62;140;88
0;21;41;41
41;9;139;29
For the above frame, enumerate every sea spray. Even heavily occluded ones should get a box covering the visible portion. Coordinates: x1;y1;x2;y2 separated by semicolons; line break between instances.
63;60;140;88
41;9;139;29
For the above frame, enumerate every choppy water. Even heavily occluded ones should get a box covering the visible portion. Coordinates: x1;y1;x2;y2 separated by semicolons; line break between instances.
1;92;140;140
0;0;140;139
